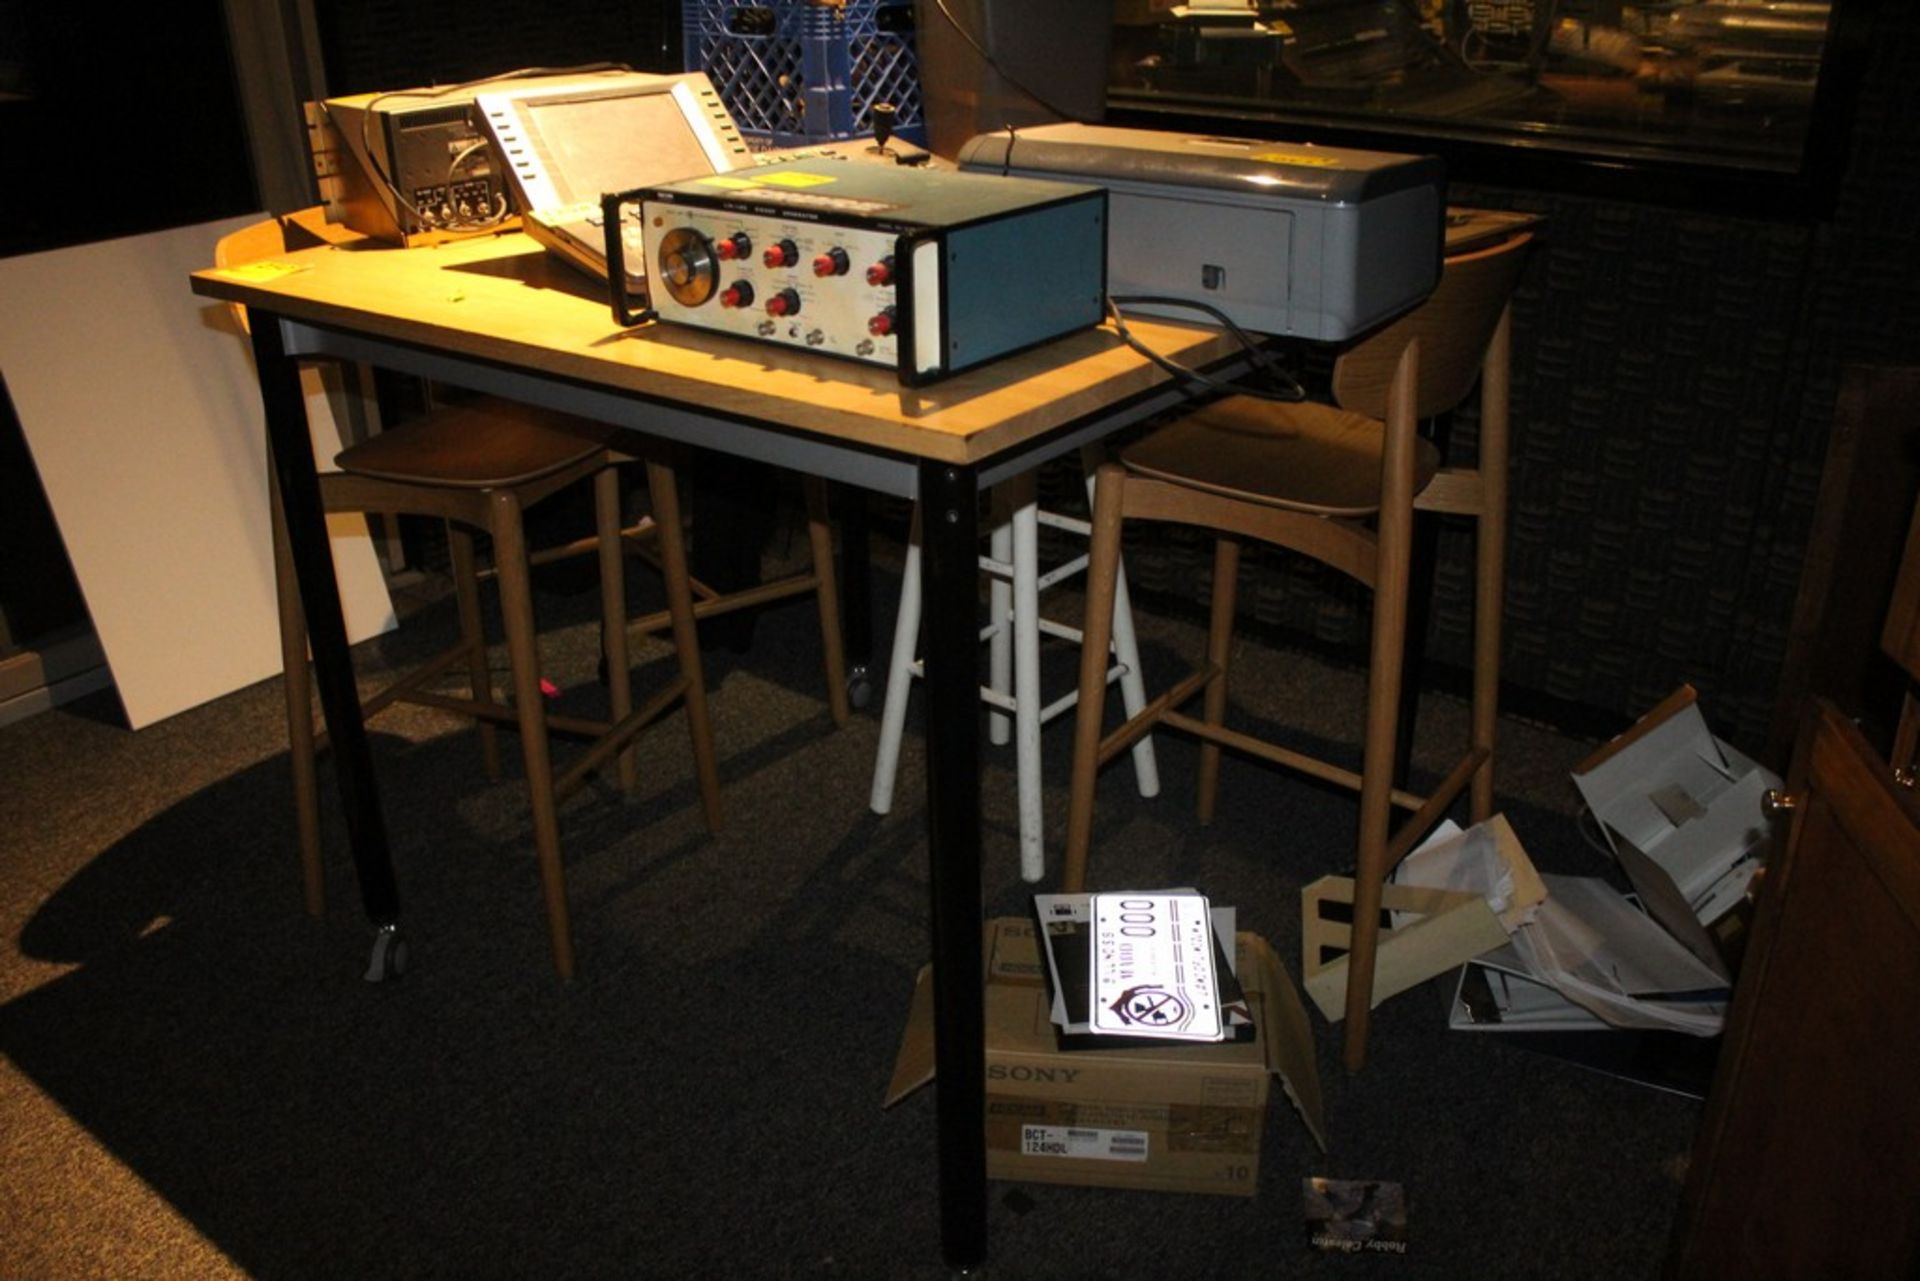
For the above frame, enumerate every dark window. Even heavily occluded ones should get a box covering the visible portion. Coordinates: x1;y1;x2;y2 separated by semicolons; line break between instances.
0;1;258;258
1105;0;1873;219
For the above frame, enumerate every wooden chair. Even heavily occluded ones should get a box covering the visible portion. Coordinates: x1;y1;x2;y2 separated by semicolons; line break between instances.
218;211;726;980
627;474;850;727
1062;230;1534;1070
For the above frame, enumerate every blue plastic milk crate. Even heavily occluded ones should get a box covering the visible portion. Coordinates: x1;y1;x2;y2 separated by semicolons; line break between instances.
683;0;926;149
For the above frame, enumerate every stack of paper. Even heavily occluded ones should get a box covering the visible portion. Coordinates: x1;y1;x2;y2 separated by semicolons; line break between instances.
1033;890;1254;1048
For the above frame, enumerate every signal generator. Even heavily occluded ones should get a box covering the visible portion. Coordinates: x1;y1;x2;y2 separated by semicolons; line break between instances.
605;160;1107;386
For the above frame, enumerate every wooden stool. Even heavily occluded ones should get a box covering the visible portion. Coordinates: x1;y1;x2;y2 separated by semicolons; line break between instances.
1064;231;1534;1070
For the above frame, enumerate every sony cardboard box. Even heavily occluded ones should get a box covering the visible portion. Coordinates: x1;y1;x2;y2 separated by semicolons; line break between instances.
884;918;1326;1197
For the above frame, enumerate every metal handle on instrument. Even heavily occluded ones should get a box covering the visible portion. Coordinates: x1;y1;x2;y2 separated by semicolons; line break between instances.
602;188;652;328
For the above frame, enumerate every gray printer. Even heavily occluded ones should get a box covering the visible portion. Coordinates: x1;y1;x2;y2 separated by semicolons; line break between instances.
957;123;1444;341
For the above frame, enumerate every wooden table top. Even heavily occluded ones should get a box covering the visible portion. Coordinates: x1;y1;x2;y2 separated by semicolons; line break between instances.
192;227;1242;467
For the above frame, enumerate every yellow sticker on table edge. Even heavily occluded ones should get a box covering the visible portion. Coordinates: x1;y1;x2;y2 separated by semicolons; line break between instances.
1250;151;1341;167
219;260;310;282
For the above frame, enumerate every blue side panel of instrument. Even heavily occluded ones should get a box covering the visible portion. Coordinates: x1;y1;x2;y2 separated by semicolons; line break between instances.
943;198;1107;373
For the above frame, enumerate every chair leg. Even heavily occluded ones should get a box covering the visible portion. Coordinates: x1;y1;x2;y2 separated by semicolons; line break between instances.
1394;507;1442;789
1394;414;1453;790
595;465;638;793
1085;445;1161;803
1342;347;1422;1073
1008;475;1046;881
988;489;1015;749
488;489;573;981
1470;509;1504;824
1196;536;1242;825
802;476;851;726
270;476;325;918
447;522;502;779
1063;463;1127;894
1344;577;1412;1071
870;506;924;816
1470;307;1513;823
647;459;723;834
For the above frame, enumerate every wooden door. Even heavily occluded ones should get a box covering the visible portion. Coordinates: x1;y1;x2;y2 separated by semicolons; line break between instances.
1666;700;1920;1277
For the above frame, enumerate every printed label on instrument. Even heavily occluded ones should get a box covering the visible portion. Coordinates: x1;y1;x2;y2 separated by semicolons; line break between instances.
754;170;838;188
1251;150;1341;167
1090;892;1224;1041
1021;1125;1150;1163
745;190;900;215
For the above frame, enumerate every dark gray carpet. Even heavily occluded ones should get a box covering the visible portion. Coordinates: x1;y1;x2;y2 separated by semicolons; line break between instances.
0;527;1703;1279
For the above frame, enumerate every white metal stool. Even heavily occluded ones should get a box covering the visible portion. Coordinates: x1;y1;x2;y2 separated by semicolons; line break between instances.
869;445;1160;881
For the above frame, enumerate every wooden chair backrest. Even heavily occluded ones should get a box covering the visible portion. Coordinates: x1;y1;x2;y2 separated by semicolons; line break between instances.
1331;231;1533;422
212;209;347;333
213;216;288;271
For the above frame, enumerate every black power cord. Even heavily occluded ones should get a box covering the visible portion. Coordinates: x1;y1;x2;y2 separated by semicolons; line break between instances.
1106;294;1307;403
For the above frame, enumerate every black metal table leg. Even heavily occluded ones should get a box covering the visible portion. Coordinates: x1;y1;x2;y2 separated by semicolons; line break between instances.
251;316;401;946
834;482;875;707
688;452;775;652
917;459;987;1269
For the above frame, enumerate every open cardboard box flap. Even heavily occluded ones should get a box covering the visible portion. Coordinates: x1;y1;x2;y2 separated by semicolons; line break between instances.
1302;814;1547;1022
1572;685;1778;928
885;917;1327;1154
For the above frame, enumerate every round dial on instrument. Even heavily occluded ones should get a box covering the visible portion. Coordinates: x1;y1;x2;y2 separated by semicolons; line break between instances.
657;227;719;307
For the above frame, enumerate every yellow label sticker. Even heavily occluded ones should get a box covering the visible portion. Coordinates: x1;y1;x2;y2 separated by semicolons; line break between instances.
754;171;837;188
219;260;310;282
1251;151;1341;167
697;176;760;189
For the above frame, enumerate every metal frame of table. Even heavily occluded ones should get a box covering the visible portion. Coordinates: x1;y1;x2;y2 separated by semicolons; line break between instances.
204;233;1237;1267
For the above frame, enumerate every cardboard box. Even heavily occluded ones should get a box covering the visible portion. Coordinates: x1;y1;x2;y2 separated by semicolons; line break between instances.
1300;815;1546;1023
1445;874;1729;1038
885;918;1325;1196
1572;686;1780;927
1444;960;1721;1098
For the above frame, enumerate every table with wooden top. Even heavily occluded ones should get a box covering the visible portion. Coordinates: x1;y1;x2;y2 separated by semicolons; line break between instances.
190;223;1241;1268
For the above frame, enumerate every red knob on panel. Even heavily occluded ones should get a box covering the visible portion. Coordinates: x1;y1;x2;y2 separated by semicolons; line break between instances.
720;281;755;309
868;307;896;337
716;233;751;261
767;288;802;317
763;239;798;269
865;256;894;288
813;247;849;277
